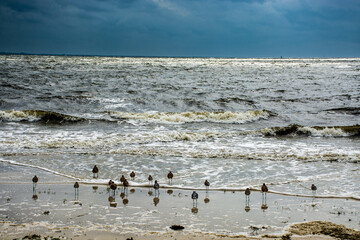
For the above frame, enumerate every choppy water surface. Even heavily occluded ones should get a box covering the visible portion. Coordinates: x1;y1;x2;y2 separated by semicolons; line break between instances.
0;55;359;198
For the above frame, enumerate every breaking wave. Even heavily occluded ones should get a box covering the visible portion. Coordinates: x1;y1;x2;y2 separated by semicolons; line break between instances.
0;109;272;125
108;110;271;124
0;110;85;123
261;124;360;137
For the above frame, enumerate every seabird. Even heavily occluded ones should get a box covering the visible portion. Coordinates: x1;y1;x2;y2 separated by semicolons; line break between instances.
245;188;251;205
110;182;117;195
92;165;98;178
148;175;153;184
167;171;173;184
261;183;268;193
32;175;38;190
154;180;160;196
192;191;198;201
130;171;135;180
120;175;126;183
204;180;210;191
192;191;199;207
74;182;79;197
261;183;268;202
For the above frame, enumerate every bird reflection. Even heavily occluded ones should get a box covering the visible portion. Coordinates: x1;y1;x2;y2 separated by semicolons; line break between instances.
108;195;115;202
191;207;198;214
108;195;117;207
167;189;173;195
148;190;153;196
261;204;268;211
153;196;160;206
120;192;127;199
204;191;210;204
32;194;38;201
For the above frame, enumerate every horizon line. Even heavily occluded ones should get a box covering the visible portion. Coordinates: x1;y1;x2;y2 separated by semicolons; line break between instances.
1;52;359;59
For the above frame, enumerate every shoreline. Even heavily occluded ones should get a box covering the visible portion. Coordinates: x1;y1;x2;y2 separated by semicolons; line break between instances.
1;159;359;202
1;162;360;239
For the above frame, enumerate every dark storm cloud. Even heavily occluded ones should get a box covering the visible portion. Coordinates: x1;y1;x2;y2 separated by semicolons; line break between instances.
0;0;359;57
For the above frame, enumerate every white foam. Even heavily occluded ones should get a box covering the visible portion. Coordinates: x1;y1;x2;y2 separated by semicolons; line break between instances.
0;110;41;122
299;126;349;137
109;110;270;124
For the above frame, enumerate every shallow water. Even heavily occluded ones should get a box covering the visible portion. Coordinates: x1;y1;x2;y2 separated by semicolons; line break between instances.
0;162;359;237
0;55;359;198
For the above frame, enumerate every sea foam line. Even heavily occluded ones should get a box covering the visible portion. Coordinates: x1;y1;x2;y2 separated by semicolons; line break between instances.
0;159;80;181
108;110;271;124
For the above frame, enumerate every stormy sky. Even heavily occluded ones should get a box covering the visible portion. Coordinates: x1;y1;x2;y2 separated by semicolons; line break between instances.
0;0;359;57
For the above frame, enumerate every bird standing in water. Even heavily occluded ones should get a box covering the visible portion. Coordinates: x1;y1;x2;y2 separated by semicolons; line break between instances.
204;180;210;192
74;182;79;199
167;171;173;185
311;184;317;196
130;171;135;180
148;175;153;184
92;165;99;178
192;191;199;207
123;179;129;188
154;180;160;196
110;182;117;195
261;183;268;202
120;175;126;183
261;183;268;194
32;175;38;192
245;188;251;205
121;179;129;195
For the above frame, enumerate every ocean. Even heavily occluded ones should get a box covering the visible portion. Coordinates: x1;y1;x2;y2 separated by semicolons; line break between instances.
0;55;359;199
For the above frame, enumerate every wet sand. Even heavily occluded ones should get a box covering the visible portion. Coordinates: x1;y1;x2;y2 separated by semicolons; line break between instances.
0;162;359;239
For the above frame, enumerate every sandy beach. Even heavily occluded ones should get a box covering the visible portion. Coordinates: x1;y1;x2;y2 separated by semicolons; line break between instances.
0;162;359;240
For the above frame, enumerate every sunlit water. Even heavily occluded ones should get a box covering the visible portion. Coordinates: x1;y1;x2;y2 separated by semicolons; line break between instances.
0;55;359;198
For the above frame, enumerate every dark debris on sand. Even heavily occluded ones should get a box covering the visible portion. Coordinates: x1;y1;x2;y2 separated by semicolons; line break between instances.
170;225;185;230
289;221;360;240
18;234;63;240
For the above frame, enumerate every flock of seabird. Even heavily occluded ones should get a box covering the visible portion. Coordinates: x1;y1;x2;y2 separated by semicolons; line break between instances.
31;165;318;206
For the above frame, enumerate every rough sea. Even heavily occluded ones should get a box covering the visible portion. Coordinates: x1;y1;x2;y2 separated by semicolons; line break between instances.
1;55;359;199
